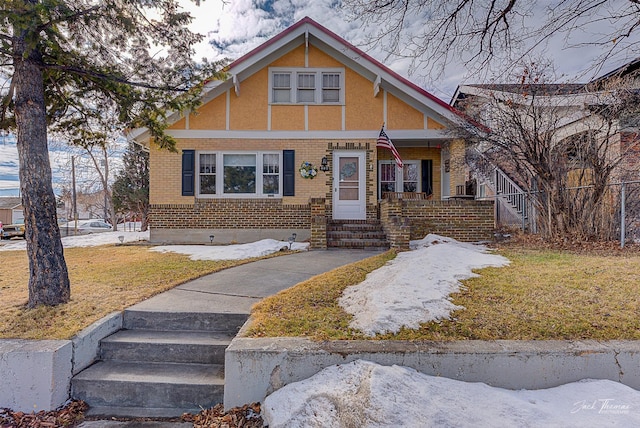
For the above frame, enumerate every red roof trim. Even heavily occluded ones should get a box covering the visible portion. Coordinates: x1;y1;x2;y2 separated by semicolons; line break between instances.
226;17;312;70
227;17;460;115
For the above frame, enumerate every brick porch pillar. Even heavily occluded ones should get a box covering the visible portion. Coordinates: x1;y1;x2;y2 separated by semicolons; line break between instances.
310;197;327;249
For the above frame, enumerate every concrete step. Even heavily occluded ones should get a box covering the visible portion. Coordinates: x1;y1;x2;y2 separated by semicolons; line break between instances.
327;231;387;240
327;239;390;249
100;330;233;364
123;310;248;334
327;221;385;232
72;361;224;416
327;220;388;249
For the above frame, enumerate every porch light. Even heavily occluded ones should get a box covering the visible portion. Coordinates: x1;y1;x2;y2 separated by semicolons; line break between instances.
320;156;329;172
288;232;297;249
209;235;215;244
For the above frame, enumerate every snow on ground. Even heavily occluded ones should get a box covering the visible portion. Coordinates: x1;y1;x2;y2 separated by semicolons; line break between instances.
150;239;309;260
0;229;309;260
263;360;640;428
0;230;150;251
339;234;510;336
4;231;636;425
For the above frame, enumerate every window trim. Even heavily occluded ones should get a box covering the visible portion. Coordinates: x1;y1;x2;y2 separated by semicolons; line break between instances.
269;67;345;105
196;151;283;198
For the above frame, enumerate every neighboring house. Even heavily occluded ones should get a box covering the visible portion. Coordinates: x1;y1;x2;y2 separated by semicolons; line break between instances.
0;196;23;226
451;60;640;237
131;17;494;248
57;190;110;223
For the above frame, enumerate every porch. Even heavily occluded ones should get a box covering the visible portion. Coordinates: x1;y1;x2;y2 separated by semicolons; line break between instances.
311;195;495;250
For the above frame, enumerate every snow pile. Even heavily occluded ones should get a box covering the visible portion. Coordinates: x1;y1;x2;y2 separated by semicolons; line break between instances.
263;360;640;428
150;239;309;260
339;234;510;336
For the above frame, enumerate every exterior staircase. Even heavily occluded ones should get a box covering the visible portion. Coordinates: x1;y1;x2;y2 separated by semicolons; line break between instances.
327;220;389;250
469;147;535;231
71;309;247;418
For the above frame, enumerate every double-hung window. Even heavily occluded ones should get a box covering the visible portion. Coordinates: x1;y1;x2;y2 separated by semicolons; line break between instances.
197;152;281;197
199;154;216;195
297;73;316;103
272;73;291;103
270;68;343;104
322;73;340;103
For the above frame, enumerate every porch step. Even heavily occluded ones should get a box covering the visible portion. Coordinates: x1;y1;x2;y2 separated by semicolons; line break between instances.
327;220;389;250
71;310;243;418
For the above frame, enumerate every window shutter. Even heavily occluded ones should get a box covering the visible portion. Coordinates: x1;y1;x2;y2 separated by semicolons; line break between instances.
283;150;295;196
422;159;433;196
182;150;195;196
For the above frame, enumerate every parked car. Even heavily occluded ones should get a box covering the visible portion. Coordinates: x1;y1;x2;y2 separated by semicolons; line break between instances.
1;219;25;239
60;220;113;235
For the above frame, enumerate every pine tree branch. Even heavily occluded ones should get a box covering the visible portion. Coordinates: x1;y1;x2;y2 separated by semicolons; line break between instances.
43;63;190;92
36;5;102;33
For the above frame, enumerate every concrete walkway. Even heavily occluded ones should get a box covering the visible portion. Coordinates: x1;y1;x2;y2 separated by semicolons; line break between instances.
77;249;377;427
126;249;374;316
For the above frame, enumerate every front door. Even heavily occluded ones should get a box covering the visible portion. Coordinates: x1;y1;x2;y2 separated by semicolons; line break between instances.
333;151;366;220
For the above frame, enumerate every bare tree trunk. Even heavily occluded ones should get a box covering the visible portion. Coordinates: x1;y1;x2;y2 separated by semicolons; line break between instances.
13;26;70;307
87;145;117;227
140;201;149;232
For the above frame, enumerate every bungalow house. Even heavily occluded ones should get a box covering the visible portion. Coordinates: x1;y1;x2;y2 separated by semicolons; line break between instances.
131;17;495;248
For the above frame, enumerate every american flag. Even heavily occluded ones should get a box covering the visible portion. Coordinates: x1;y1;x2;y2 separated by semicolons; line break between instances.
376;126;403;168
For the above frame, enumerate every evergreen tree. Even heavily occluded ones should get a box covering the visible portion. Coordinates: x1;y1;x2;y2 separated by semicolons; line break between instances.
0;0;224;307
113;141;149;231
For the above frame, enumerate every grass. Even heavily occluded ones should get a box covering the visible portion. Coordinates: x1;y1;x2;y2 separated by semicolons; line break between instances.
246;247;640;341
3;242;640;342
246;250;397;340
0;244;281;340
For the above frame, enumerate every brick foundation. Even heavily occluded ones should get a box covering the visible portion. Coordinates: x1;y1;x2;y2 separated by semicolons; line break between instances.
149;199;311;244
151;198;495;248
150;199;310;230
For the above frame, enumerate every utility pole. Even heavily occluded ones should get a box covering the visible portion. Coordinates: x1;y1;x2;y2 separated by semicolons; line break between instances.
72;155;78;233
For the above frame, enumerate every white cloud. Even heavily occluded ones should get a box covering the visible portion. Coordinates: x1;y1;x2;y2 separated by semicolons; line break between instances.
189;0;640;99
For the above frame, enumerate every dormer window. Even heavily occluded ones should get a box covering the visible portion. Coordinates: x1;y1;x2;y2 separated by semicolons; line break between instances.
270;68;344;104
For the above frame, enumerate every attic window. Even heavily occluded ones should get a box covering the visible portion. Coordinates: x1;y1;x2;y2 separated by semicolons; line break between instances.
270;67;344;104
273;73;291;103
322;73;340;102
297;73;316;103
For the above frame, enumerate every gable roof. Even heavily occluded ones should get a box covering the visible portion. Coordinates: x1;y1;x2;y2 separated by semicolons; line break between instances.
451;58;640;106
0;197;22;210
225;17;458;119
130;17;464;144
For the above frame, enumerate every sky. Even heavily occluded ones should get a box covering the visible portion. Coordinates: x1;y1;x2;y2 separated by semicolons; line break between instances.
2;231;639;425
2;0;638;196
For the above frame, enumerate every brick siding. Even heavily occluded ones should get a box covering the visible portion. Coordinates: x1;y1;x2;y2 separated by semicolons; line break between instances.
380;199;495;248
150;199;310;230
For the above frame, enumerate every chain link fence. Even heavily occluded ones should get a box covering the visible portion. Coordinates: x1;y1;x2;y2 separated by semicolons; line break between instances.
480;180;640;247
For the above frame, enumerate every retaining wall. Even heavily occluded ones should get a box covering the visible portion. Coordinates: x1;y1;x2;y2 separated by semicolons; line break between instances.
0;312;122;412
224;337;640;410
